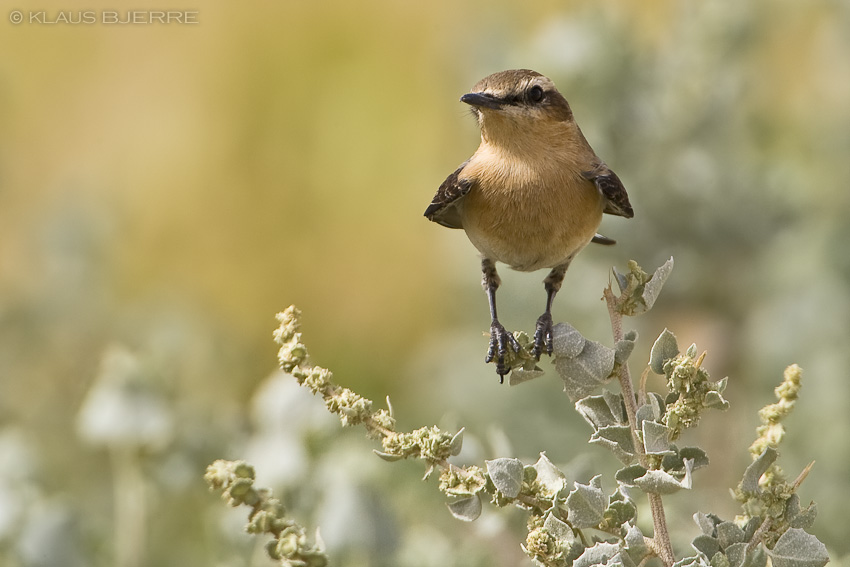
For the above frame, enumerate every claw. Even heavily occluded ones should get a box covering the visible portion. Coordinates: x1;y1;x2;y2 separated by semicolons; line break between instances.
485;320;520;382
532;311;554;359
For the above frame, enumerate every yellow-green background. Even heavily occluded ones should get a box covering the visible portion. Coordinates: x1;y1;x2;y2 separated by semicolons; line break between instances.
2;1;849;565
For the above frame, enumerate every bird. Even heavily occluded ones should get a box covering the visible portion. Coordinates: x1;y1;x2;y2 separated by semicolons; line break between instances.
424;69;633;382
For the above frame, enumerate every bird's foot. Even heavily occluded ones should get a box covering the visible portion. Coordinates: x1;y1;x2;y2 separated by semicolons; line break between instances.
485;320;521;382
532;311;554;359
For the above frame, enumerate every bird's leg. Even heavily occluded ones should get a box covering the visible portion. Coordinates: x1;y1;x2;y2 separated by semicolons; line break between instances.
533;262;570;359
481;258;520;382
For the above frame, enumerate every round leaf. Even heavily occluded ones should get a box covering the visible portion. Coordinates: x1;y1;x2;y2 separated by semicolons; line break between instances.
485;458;524;498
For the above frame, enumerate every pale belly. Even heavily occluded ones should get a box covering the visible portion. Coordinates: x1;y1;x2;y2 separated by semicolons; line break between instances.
460;180;604;272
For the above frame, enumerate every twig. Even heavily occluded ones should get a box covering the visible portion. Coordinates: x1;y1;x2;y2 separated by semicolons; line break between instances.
792;461;815;491
638;367;651;407
604;286;675;567
745;516;772;554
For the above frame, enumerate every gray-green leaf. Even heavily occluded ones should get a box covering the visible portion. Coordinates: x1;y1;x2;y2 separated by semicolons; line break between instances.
532;453;567;497
716;521;745;549
543;511;574;541
567;475;608;528
740;447;778;493
767;528;829;567
635;393;665;428
641;257;674;313
615;332;637;365
704;390;730;410
691;534;720;558
574;542;625;567
373;449;404;462
447;495;482;522
788;497;818;530
486;458;524;498
552;322;587;358
509;366;546;385
740;545;768;567
620;459;694;494
678;447;710;470
604;390;627;424
642;420;674;456
624;523;647;558
555;329;617;401
694;512;722;536
577;394;623;430
650;329;680;375
671;554;711;567
449;428;464;456
725;542;748;567
590;425;637;464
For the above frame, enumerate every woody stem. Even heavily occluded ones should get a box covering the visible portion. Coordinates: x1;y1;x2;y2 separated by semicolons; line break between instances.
604;287;675;567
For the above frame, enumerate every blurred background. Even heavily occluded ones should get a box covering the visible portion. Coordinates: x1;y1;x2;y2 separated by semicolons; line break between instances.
1;0;849;565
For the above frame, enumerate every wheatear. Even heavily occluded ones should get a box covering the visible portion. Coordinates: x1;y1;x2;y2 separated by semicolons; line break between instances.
425;69;633;381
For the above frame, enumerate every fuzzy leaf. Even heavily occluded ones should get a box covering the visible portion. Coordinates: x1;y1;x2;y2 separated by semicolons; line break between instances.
694;512;722;536
635;393;665;428
609;552;635;567
741;545;768;567
642;420;673;456
704;390;731;410
613;268;629;295
650;329;679;374
624;523;647;558
725;542;768;567
373;450;404;462
574;542;626;567
543;511;574;541
672;554;711;567
604;500;637;527
678;447;710;470
603;390;627;424
590;425;637;464
532;453;567;497
447;495;481;522
567;476;608;528
741;516;761;542
486;458;524;498
556;336;617;402
725;542;747;567
663;446;709;472
691;535;720;558
552;322;587;358
640;257;674;313
509;366;546;385
740;447;778;493
744;548;767;567
767;528;829;567
615;465;647;485
620;459;694;494
788;499;817;530
615;331;637;365
716;521;745;549
449;428;464;456
577;395;622;430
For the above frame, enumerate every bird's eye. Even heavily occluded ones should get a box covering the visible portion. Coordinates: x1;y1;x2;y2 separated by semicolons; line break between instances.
528;85;545;103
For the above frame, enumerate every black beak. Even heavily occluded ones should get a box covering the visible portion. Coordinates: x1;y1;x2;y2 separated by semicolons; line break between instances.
460;92;504;110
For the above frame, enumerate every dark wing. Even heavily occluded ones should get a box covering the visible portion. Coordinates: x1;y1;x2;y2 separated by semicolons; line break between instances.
582;164;634;219
424;161;473;229
591;233;617;245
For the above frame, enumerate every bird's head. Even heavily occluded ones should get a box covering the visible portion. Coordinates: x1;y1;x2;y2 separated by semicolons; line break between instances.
461;69;574;143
